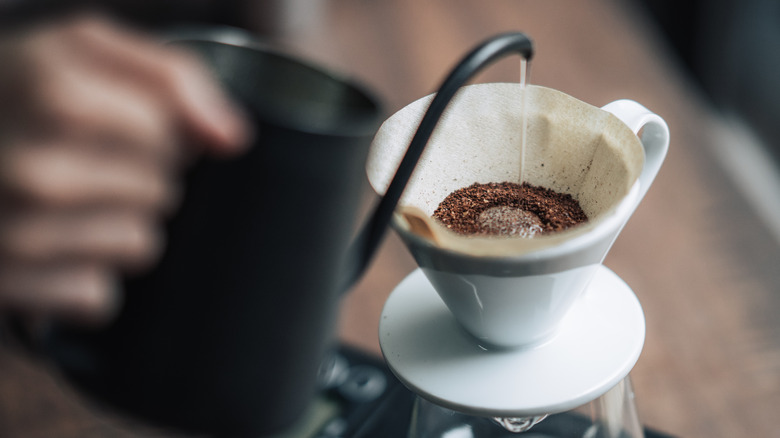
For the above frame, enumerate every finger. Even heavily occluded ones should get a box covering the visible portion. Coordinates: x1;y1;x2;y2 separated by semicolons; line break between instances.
0;262;120;324
56;15;252;154
0;209;163;269
31;53;181;165
0;142;178;211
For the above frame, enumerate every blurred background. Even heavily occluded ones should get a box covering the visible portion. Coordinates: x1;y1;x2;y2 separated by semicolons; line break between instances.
640;0;780;161
0;1;778;437
639;0;780;249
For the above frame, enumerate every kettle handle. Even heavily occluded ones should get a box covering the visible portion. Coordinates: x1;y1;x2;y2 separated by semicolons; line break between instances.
342;32;534;290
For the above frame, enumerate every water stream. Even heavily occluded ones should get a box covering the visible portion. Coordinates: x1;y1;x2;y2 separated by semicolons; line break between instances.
519;58;529;185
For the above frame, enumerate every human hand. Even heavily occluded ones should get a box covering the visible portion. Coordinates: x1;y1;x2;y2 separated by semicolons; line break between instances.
0;14;251;324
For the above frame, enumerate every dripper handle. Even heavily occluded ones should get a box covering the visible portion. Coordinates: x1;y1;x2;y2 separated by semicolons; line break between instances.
342;32;534;291
602;100;670;204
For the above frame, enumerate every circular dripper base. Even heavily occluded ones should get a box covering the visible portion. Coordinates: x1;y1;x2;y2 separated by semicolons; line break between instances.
379;266;645;418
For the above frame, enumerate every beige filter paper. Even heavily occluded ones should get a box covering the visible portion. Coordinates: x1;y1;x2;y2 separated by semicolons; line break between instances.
367;83;644;256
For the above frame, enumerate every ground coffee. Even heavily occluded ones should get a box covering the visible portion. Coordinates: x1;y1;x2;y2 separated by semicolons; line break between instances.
432;182;587;237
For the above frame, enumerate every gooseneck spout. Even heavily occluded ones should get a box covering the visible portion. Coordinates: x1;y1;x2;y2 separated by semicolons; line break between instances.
341;32;534;291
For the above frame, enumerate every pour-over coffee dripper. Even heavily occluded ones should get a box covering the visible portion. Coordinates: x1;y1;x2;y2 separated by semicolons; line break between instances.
368;33;669;437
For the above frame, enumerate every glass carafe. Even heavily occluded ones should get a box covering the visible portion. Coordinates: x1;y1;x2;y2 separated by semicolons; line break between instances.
409;377;643;438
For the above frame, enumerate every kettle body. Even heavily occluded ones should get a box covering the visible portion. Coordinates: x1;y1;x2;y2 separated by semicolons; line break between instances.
45;32;382;437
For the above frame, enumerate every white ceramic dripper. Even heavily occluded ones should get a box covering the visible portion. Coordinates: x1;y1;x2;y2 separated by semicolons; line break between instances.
368;83;668;348
371;32;669;438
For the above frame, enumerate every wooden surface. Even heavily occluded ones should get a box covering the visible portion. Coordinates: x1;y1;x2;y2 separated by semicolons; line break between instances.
2;1;779;437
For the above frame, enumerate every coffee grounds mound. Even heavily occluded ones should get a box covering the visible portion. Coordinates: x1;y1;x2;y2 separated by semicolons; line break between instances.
433;182;588;237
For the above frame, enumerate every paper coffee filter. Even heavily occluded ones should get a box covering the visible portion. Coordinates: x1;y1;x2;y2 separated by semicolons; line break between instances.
367;83;643;255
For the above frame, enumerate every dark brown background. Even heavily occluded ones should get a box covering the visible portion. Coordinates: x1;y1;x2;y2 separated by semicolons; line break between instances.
1;1;779;437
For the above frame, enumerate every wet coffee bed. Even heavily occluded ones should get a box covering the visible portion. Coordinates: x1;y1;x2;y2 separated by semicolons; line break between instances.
433;182;587;237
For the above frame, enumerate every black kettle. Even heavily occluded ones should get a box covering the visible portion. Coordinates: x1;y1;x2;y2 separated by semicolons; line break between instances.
39;30;534;437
